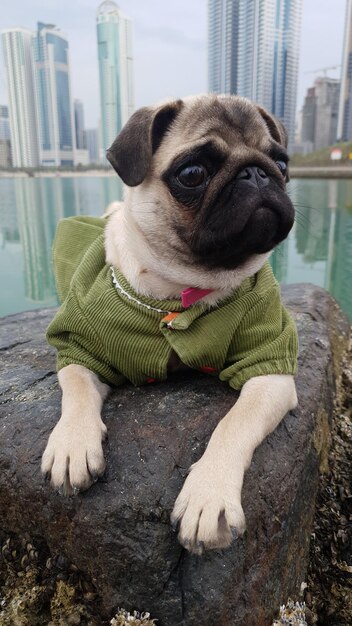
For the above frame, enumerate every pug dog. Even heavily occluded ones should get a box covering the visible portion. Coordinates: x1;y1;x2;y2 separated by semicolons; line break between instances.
42;95;298;555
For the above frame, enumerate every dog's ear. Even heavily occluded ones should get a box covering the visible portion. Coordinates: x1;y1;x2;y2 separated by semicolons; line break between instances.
106;100;183;186
256;105;288;148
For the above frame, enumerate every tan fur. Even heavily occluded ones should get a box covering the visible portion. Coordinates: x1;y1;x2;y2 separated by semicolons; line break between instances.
41;365;110;494
42;94;297;553
171;374;297;552
102;200;123;218
104;198;270;305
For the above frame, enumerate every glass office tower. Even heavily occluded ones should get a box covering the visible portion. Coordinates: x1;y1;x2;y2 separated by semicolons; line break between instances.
1;28;39;167
74;99;86;150
32;22;75;166
96;0;134;161
208;0;302;146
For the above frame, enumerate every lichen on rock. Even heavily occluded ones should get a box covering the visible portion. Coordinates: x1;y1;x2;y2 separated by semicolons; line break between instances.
49;580;87;625
0;536;49;625
272;599;308;626
0;535;99;625
110;609;157;625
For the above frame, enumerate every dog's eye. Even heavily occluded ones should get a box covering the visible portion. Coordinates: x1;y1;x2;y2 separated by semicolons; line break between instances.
276;160;287;175
177;164;208;187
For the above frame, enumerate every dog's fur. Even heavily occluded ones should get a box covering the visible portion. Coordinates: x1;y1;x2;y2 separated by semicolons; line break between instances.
42;95;297;554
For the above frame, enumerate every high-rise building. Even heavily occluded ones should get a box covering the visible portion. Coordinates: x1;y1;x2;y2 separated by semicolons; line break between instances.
1;28;39;167
2;23;76;168
85;128;100;163
208;0;239;95
0;105;12;167
0;105;11;142
301;87;316;146
313;77;340;150
301;78;340;151
337;0;352;141
208;0;302;146
74;99;86;150
32;22;75;166
96;0;134;159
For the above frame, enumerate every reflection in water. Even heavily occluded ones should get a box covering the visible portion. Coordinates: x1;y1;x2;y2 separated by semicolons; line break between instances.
15;178;59;302
330;193;352;317
14;177;123;302
271;179;352;319
0;176;122;315
0;176;351;319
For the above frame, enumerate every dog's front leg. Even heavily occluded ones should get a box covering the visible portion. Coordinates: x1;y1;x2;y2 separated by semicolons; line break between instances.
41;364;110;495
171;374;297;554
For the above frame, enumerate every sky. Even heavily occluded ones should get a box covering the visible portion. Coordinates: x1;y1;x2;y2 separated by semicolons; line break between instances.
0;0;347;129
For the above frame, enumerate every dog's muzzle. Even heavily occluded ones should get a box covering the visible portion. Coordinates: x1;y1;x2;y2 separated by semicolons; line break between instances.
189;167;295;269
236;165;270;189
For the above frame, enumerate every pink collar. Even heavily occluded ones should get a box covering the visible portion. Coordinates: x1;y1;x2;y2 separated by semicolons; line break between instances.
181;287;213;308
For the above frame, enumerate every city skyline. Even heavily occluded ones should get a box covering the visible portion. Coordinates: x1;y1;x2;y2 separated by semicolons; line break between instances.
2;22;77;167
0;0;346;130
97;0;134;159
208;0;302;146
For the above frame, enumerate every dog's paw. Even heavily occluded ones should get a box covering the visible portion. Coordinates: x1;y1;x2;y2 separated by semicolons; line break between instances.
41;416;107;495
170;458;246;554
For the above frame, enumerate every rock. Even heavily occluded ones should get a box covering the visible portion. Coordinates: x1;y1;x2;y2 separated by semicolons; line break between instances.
0;286;349;626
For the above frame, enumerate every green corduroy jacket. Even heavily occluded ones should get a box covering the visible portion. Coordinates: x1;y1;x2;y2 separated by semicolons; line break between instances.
46;216;298;389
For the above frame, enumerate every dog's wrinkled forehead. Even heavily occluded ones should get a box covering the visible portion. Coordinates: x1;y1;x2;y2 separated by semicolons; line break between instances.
106;94;288;187
155;95;277;164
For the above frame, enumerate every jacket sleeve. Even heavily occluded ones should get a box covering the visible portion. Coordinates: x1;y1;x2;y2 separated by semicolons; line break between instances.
53;217;106;303
219;284;298;390
46;292;125;387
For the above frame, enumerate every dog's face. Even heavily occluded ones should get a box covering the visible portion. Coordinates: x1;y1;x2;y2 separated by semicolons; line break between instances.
107;95;294;271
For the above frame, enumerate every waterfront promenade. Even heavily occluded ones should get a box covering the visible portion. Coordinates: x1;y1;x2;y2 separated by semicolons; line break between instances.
1;165;352;179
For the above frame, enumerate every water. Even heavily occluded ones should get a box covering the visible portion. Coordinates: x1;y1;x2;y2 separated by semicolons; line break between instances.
0;176;351;320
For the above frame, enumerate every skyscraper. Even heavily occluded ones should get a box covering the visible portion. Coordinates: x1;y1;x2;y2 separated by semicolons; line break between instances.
301;78;340;151
74;99;86;150
85;128;100;163
1;28;39;167
0;105;12;167
301;87;316;147
96;0;134;159
208;0;302;146
337;0;352;141
208;1;239;95
313;78;340;151
32;22;75;166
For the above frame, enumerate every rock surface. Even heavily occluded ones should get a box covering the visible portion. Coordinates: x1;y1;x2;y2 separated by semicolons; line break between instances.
0;285;349;626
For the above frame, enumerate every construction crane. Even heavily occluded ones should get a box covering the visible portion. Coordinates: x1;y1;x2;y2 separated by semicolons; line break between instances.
305;65;341;77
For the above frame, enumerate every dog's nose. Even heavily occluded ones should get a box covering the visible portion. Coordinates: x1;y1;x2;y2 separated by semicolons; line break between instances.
235;166;269;189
